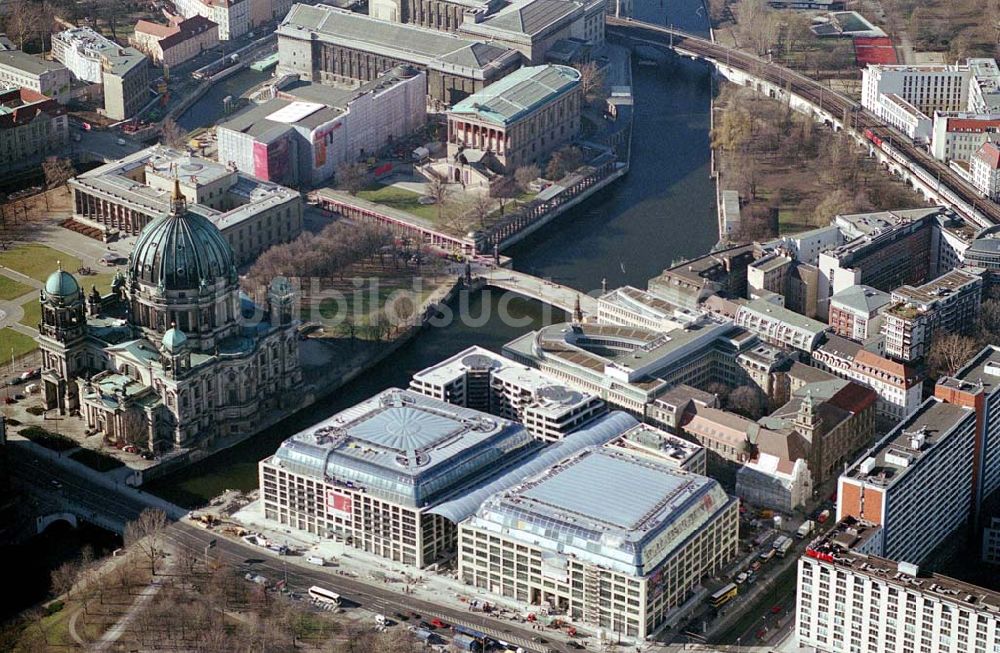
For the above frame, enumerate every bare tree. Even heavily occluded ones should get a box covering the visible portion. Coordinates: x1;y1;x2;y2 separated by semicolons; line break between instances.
468;192;494;228
335;162;368;195
4;1;42;50
576;61;607;106
514;164;540;193
726;385;766;419
49;560;80;599
424;174;450;222
928;332;981;379
123;508;168;575
160;118;186;148
545;145;583;181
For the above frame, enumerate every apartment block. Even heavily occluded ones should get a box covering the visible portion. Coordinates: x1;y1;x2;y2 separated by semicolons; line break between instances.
0;87;68;170
837;398;977;565
173;0;251;40
881;268;983;363
796;516;1000;653
734;297;829;353
0;50;71;104
828;285;891;343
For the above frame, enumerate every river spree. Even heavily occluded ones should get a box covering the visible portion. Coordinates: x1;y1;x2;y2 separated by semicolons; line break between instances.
149;2;717;505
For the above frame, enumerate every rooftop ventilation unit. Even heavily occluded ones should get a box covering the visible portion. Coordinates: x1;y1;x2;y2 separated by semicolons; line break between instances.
859;456;877;475
897;561;919;577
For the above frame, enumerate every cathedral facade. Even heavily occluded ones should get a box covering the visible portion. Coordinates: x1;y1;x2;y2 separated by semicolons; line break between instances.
36;181;303;452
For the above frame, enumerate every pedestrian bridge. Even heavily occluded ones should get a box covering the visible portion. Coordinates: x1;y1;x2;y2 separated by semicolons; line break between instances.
477;268;598;318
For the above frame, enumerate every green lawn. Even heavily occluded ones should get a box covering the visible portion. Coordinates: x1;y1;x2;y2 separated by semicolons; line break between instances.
0;327;37;359
357;184;440;223
0;244;82;282
0;275;33;301
18;298;41;329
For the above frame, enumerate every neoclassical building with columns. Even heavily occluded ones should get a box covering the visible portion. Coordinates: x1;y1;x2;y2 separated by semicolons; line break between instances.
36;181;303;452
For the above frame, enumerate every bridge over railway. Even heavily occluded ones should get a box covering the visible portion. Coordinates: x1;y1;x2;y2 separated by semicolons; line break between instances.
607;16;1000;230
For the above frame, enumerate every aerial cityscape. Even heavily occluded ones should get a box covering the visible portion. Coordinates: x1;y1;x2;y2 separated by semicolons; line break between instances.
2;0;1000;651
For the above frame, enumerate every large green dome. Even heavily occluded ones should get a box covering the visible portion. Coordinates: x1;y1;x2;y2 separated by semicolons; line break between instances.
44;269;81;302
129;209;236;292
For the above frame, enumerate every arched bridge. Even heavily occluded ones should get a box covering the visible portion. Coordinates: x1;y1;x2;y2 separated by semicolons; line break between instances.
606;16;1000;229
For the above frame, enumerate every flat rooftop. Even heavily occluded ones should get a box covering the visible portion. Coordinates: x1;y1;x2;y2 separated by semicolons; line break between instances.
473;446;731;574
278;4;519;75
938;345;1000;396
890;268;981;307
0;50;66;76
270;388;535;507
806;516;1000;614
738;298;829;336
607;423;703;468
844;398;974;489
450;64;579;126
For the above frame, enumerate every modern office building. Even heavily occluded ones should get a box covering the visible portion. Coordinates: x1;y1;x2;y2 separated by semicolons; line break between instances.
173;0;251;40
52;27;149;120
597;286;707;332
260;389;643;567
504;321;784;419
38;183;303;451
828;285;890;344
409;346;606;441
446;64;580;184
812;335;923;421
68;146;302;265
797;516;1000;653
218;68;426;186
0;87;68;170
276;4;522;106
734;297;829;353
458;444;738;638
862;63;971;124
984;516;1000;564
816;207;973;319
837;398;977;565
881;268;983;363
131;15;220;68
935;345;1000;518
0;49;71;104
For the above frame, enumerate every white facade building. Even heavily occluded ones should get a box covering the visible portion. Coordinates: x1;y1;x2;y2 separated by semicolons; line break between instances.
861;64;970;122
796;516;1000;653
409;346;607;441
0;50;71;104
972;140;1000;200
734;297;829;353
930;112;1000;162
458;443;738;639
876;93;932;142
596;286;706;332
173;0;251;40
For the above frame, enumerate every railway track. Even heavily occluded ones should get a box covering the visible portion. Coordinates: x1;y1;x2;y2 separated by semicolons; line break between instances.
607;17;1000;229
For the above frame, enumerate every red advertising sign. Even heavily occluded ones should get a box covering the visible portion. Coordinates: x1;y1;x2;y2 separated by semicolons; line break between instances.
326;489;353;517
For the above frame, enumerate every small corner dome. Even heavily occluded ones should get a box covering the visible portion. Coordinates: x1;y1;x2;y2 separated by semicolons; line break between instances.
44;269;81;302
162;326;188;353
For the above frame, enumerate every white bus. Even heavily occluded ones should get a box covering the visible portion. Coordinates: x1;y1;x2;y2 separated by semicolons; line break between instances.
308;586;341;605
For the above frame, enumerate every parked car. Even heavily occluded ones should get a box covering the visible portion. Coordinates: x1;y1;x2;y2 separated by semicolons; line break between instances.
19;368;39;381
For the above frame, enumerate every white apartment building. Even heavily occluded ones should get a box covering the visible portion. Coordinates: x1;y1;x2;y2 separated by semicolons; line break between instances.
876;93;932;142
968;58;1000;113
0;50;71;104
837;398;977;565
797;516;1000;653
972;140;1000;200
930;112;1000;162
458;444;738;639
409;346;607;441
173;0;251;40
734;297;829;353
862;64;970;122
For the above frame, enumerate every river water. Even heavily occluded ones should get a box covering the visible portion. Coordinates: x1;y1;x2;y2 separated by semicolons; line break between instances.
147;1;715;505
